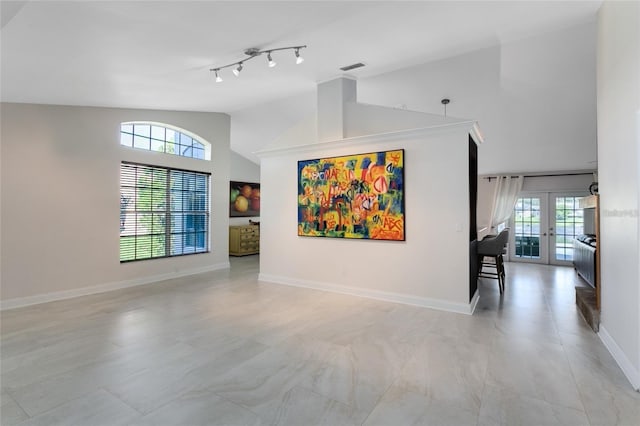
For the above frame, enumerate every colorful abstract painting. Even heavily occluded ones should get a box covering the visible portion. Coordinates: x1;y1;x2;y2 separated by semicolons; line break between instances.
298;149;405;240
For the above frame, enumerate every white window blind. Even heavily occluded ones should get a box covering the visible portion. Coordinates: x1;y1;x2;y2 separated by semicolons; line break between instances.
120;162;209;262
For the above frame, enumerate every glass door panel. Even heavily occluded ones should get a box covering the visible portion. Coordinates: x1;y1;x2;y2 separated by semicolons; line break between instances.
551;194;586;265
511;194;548;264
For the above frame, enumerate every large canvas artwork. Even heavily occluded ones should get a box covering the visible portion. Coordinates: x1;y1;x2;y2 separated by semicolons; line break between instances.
298;149;405;240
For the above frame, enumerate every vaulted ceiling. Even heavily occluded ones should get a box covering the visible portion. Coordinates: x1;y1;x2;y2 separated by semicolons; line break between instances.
1;1;602;166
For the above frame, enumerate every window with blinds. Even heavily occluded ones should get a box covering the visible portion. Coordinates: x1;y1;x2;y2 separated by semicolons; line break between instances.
120;162;210;262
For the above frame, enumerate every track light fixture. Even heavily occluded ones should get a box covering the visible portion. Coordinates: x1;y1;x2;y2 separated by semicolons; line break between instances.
210;45;306;81
232;62;243;77
267;52;276;68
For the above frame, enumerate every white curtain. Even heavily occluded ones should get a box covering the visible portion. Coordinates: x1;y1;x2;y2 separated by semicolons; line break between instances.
489;175;524;231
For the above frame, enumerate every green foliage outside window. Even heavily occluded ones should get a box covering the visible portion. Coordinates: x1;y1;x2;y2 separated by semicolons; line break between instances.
120;163;209;262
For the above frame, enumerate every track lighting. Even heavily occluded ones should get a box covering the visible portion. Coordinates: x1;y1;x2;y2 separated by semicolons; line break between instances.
210;45;306;82
267;52;276;68
232;62;243;77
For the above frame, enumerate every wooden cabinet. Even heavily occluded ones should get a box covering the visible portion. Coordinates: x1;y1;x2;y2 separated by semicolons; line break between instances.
579;194;600;309
229;225;260;256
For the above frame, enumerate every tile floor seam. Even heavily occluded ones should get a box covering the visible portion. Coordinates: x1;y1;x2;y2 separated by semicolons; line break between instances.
475;384;490;426
559;335;593;423
541;265;594;425
288;383;358;421
358;372;403;426
560;344;600;426
100;386;146;417
209;389;273;424
479;381;595;425
10;386;94;420
2;388;31;423
475;326;494;426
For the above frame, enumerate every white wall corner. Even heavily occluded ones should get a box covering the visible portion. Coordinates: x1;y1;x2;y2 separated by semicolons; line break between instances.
470;121;484;145
230;150;260;181
317;77;357;142
255;114;317;155
596;0;640;393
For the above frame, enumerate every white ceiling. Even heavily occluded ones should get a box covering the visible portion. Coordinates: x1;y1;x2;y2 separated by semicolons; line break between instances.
1;1;601;162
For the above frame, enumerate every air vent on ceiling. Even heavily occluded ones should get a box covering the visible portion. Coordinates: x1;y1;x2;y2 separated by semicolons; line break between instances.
340;62;365;71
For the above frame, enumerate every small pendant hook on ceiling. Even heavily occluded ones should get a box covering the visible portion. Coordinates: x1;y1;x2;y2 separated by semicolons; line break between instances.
441;98;450;117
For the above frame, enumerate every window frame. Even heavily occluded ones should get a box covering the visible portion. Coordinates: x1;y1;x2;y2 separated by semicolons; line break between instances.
119;161;211;263
120;122;211;161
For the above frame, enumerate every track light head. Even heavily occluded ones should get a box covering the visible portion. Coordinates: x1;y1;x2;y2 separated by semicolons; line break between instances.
295;48;304;64
232;62;243;77
214;69;223;83
267;52;276;68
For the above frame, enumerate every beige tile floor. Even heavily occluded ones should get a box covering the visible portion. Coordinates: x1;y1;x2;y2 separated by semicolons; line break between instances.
1;256;639;426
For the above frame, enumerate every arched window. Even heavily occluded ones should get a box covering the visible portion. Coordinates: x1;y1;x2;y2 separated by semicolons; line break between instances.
120;122;211;160
119;122;211;262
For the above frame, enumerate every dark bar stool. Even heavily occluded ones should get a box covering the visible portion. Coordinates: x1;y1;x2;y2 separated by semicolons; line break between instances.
477;228;509;294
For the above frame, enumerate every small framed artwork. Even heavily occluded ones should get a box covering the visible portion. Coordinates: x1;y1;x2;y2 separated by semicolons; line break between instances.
230;181;260;217
297;149;405;241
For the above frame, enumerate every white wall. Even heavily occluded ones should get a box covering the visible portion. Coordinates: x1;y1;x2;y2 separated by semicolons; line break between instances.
520;174;594;192
0;103;231;306
358;21;597;175
259;124;475;313
229;150;260;226
230;91;316;164
257;77;480;312
344;102;461;138
596;1;640;390
230;150;260;183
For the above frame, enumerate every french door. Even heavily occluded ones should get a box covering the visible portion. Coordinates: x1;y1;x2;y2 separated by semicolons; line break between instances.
550;194;588;265
510;192;588;265
511;193;548;264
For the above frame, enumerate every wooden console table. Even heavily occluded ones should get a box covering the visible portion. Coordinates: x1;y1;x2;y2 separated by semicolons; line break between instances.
229;225;260;256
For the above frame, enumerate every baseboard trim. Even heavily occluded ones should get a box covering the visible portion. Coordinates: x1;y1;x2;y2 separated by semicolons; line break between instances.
0;261;230;311
258;273;475;315
599;325;640;391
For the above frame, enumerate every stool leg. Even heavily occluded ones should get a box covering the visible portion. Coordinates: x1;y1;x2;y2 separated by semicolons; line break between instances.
502;254;506;289
497;255;505;294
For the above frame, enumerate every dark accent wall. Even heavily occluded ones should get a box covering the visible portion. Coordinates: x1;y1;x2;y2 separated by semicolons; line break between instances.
469;135;478;301
469;136;478;242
